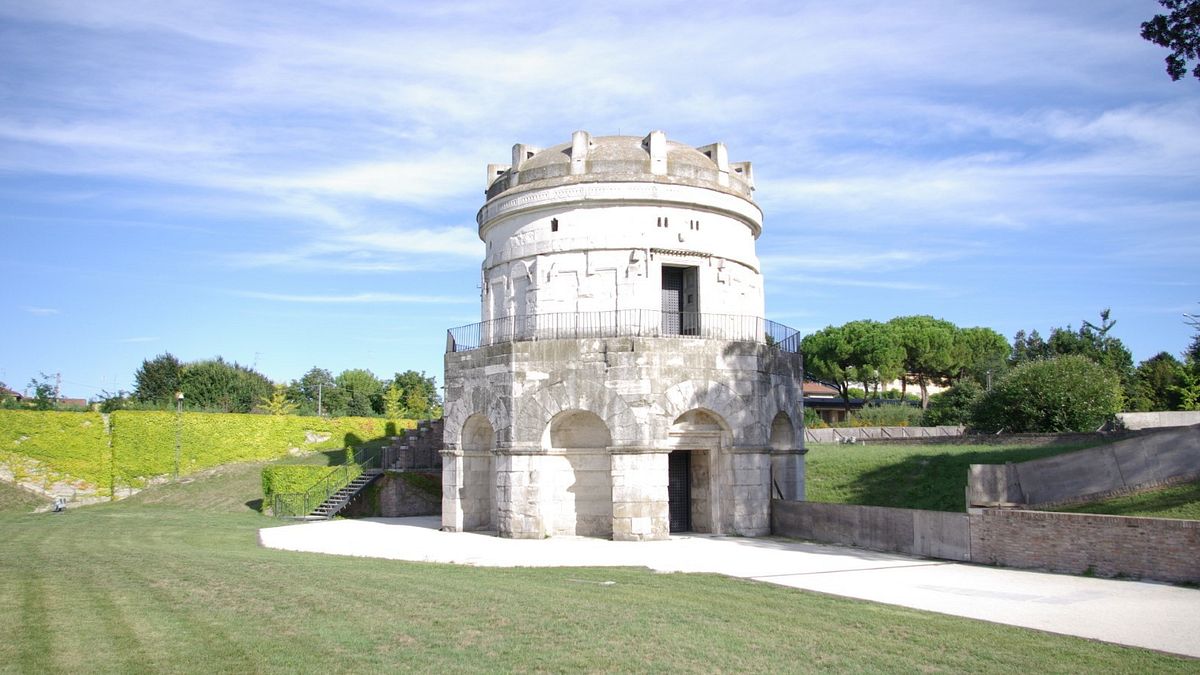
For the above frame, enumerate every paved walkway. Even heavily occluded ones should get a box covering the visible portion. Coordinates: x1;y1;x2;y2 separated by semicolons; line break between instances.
259;517;1200;659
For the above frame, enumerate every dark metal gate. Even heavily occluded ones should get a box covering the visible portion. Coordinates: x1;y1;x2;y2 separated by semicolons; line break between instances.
668;450;691;533
661;266;683;335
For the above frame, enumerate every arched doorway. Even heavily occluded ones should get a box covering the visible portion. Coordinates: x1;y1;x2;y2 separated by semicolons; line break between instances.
667;409;730;534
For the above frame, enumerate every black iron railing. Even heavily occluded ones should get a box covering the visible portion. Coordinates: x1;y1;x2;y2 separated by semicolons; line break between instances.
446;310;800;353
271;445;380;519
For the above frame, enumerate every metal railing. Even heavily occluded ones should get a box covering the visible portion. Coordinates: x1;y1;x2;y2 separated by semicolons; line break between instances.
271;446;380;519
446;310;800;354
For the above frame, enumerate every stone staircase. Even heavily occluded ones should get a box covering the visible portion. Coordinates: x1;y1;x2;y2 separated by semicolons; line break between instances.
298;418;444;520
307;468;383;519
382;418;444;471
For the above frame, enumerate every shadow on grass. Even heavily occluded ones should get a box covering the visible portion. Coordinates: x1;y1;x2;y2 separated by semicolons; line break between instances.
1060;480;1200;518
846;443;1099;512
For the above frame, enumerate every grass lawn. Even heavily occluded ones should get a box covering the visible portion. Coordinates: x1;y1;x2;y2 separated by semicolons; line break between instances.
1051;480;1200;521
804;441;1102;511
1;461;1196;671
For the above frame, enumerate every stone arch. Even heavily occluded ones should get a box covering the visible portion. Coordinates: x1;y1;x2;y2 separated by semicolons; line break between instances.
768;411;795;451
512;377;639;447
457;414;496;532
544;409;613;450
443;387;510;450
660;379;749;444
539;409;614;538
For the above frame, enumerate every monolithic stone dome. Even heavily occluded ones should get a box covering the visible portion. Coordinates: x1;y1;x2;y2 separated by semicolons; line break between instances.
483;131;756;202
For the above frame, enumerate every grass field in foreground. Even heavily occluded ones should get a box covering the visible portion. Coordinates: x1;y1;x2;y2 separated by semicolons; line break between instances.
1;463;1196;672
804;441;1102;511
1051;479;1200;521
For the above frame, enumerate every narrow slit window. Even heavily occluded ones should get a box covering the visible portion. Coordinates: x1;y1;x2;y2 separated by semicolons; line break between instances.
551;218;559;232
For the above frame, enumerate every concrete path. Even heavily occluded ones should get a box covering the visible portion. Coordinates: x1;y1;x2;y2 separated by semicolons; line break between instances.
259;517;1200;659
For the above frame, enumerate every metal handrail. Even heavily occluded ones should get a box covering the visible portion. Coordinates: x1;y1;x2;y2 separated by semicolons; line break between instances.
446;310;800;354
271;446;381;518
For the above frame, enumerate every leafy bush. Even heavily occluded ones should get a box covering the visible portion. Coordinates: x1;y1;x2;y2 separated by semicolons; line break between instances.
842;404;924;427
802;407;827;428
922;380;982;426
971;355;1121;433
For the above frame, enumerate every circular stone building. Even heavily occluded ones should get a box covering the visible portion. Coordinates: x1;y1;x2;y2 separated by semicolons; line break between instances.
442;130;805;541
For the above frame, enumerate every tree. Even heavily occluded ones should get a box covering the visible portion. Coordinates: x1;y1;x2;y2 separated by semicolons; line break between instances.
260;383;299;415
888;315;961;409
971;355;1122;433
955;326;1010;388
133;353;183;404
180;358;272;413
288;367;335;415
334;369;384;417
27;372;57;410
382;384;403;421
922;380;982;427
1141;0;1200;82
1010;329;1052;366
390;370;442;419
1130;352;1186;411
801;320;904;414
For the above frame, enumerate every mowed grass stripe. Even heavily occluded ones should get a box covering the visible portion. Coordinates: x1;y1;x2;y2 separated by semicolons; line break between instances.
1;458;1196;672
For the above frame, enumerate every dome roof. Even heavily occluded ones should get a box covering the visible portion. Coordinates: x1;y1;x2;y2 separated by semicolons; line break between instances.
484;131;755;202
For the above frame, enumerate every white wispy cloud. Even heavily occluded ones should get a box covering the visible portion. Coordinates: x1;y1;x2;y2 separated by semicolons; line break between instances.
235;291;473;304
22;306;60;316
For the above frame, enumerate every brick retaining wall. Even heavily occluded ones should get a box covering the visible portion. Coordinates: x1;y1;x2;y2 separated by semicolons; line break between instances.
970;508;1200;584
772;500;1200;584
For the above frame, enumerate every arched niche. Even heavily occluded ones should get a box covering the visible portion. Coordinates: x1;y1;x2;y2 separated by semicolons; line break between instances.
459;414;495;531
768;411;795;451
545;410;612;450
540;410;613;537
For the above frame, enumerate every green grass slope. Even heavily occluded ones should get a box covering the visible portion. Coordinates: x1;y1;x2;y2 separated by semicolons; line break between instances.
0;481;51;514
1052;480;1200;521
805;441;1102;511
0;456;1195;672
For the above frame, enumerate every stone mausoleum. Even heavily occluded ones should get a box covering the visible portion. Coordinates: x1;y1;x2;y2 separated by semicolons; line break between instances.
441;130;805;541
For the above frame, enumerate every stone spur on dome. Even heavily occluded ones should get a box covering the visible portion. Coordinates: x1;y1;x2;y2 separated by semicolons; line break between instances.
443;130;805;541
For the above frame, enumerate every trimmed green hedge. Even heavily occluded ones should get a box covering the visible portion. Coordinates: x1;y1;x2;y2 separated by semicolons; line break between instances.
261;464;363;516
0;409;415;494
0;410;109;487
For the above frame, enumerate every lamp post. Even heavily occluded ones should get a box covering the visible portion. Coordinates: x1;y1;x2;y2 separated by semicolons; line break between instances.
174;391;184;480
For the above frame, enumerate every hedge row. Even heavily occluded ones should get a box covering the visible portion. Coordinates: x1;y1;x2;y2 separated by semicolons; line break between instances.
0;409;415;494
261;464;363;516
0;411;109;486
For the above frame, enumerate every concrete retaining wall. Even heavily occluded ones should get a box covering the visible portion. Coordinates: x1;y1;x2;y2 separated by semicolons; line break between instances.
772;500;1200;584
772;500;970;561
804;426;963;443
968;425;1200;507
1117;411;1200;430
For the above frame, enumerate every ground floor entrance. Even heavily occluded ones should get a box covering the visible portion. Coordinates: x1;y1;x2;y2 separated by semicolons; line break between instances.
667;450;692;533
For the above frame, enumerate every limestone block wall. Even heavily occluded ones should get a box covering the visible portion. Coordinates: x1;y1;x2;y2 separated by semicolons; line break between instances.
442;336;804;540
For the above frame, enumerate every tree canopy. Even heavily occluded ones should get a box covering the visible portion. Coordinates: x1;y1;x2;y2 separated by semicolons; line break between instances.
1142;0;1200;82
133;353;183;404
888;316;960;408
801;320;903;413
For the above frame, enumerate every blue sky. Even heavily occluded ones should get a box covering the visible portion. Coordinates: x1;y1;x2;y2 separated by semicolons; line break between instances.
1;0;1197;400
